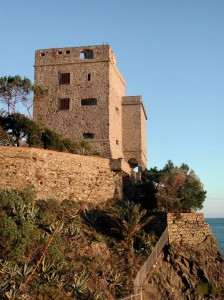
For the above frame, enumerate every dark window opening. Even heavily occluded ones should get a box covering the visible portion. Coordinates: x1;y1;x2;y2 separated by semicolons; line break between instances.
116;107;119;112
128;158;138;169
80;49;94;59
116;140;119;145
59;98;70;110
58;51;62;54
87;74;91;81
66;50;70;54
59;73;70;85
83;133;94;139
40;53;45;56
81;98;97;106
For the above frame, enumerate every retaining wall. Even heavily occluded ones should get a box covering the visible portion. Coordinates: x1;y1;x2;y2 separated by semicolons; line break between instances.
167;213;213;245
0;147;121;203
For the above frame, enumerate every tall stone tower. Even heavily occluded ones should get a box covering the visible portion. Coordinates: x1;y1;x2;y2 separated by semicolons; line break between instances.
33;45;147;170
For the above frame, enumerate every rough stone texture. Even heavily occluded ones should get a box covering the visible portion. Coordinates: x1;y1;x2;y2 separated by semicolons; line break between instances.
122;96;147;170
0;147;122;203
33;45;147;170
109;158;131;174
142;237;224;300
167;213;213;245
140;213;224;299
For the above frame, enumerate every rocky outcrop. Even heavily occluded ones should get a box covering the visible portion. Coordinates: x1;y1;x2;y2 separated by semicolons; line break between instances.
142;235;224;299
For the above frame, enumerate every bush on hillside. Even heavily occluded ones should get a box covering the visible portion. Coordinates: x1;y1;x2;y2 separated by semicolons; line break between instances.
142;160;206;213
0;113;99;156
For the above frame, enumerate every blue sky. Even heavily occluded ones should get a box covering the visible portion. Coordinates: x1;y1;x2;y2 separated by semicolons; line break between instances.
0;0;224;217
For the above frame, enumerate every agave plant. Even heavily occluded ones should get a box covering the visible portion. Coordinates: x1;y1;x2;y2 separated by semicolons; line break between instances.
91;291;106;300
0;261;21;299
12;202;27;220
67;224;82;238
72;270;89;298
48;221;65;234
0;260;20;278
105;269;123;290
40;256;56;274
38;257;65;289
17;263;33;279
82;210;101;227
11;201;39;222
25;204;39;221
4;284;22;300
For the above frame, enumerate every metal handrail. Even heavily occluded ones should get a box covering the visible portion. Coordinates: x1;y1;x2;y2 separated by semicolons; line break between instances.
133;227;168;294
118;227;168;299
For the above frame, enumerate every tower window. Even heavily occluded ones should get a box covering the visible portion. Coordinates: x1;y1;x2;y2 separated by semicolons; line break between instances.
59;98;70;110
40;53;45;56
116;140;119;145
87;74;91;81
66;50;70;54
58;51;62;55
80;49;94;59
81;98;97;106
83;133;94;139
59;73;70;85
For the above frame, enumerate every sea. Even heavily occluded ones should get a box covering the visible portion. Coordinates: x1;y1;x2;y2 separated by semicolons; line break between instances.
206;218;224;255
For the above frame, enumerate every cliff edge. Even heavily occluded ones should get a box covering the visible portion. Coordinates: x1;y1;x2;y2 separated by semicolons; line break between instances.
142;235;224;299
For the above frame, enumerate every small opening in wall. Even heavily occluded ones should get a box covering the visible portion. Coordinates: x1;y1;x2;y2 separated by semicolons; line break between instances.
59;98;70;110
116;140;119;145
40;53;45;56
80;49;94;59
80;52;85;59
59;73;70;85
81;98;97;106
58;51;63;54
115;107;119;112
66;50;70;54
87;74;91;81
128;158;138;169
83;133;95;139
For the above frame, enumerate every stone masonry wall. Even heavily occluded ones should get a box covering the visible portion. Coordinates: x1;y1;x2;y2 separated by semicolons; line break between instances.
167;213;213;245
34;45;123;159
34;48;110;157
0;147;121;203
108;57;126;159
122;96;147;169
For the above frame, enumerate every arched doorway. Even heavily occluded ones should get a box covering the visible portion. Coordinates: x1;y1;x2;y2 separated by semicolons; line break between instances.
128;158;138;169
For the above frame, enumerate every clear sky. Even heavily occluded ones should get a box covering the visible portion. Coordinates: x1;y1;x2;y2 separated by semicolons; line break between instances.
0;0;223;217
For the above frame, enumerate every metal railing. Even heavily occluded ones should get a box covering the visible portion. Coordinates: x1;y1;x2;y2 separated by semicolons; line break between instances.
118;227;168;299
133;227;168;294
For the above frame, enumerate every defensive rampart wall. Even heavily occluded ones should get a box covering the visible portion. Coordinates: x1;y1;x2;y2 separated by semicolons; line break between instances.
0;147;121;203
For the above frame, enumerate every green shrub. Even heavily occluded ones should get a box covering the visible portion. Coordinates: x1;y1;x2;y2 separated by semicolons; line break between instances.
194;282;221;296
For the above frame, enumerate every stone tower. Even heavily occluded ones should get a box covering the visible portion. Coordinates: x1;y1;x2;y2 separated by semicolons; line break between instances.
33;45;147;170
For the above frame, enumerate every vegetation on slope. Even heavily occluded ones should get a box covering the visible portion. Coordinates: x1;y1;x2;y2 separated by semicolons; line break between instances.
0;189;158;300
